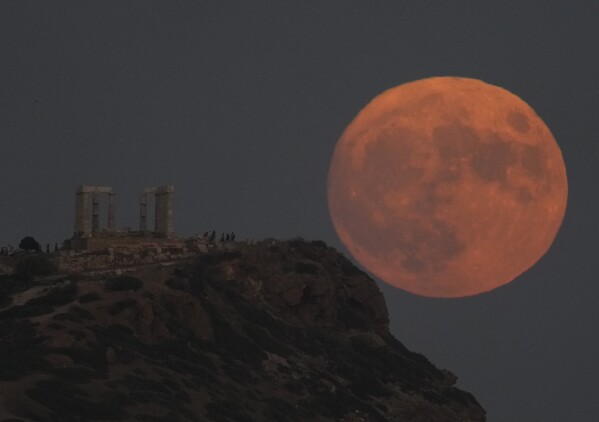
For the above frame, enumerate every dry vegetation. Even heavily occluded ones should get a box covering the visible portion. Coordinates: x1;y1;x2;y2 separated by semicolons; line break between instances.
0;239;485;421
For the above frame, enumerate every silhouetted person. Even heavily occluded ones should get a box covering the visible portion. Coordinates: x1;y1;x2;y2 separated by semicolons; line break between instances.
46;243;50;254
231;232;236;241
225;234;230;241
54;243;58;252
210;230;216;242
220;233;225;242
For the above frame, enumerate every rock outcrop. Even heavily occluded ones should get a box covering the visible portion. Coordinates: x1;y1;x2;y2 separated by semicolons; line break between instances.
0;238;486;421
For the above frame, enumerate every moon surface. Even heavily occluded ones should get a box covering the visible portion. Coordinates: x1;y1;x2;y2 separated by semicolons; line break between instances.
327;77;567;297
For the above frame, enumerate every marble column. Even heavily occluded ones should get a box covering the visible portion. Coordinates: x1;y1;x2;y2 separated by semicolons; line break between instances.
108;193;116;232
139;192;148;232
74;189;91;236
155;185;174;237
92;193;100;232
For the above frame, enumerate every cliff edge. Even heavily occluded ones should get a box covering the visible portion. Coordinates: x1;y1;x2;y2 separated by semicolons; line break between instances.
0;238;485;421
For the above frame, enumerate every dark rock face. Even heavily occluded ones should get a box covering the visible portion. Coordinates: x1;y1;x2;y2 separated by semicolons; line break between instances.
0;239;486;421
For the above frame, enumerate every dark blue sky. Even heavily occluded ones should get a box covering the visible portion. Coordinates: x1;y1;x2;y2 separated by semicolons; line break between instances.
1;2;597;420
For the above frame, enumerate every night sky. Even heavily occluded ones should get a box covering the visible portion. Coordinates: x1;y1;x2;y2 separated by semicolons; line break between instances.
1;2;597;420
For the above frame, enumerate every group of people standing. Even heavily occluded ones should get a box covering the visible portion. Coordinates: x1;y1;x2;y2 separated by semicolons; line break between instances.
45;243;59;254
0;243;59;256
202;230;236;243
0;245;15;256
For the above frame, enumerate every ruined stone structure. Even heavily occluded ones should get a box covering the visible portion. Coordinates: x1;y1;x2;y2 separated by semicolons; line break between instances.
70;184;175;251
139;185;175;237
74;186;116;236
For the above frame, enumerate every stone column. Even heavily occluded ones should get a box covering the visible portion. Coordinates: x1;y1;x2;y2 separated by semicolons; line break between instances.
139;193;148;232
108;193;116;232
92;193;100;233
155;185;174;237
74;188;91;236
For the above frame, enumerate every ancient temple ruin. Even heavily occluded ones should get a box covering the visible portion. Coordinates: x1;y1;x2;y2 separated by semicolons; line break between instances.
74;186;116;236
60;182;237;263
73;184;174;238
139;185;175;237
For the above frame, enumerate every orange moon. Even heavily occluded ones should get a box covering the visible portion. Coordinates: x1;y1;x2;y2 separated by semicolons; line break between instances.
327;77;568;298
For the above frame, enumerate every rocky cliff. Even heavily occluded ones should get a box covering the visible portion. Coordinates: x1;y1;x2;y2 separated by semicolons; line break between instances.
0;239;485;421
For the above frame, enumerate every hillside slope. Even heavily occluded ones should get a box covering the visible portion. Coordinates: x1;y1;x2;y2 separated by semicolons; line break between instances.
0;239;486;421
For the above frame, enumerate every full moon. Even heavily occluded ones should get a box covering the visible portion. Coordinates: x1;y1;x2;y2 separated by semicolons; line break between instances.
327;77;567;297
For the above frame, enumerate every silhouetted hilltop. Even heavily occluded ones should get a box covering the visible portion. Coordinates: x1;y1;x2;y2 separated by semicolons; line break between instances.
0;238;486;421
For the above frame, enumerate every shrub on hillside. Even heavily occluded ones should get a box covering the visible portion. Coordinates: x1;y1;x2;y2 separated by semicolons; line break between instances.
78;292;101;303
0;275;27;307
14;255;57;281
310;240;328;249
294;261;319;275
104;276;143;292
108;298;137;315
24;282;78;308
19;236;41;252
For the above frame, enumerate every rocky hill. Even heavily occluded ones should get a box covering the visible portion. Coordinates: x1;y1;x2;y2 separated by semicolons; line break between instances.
0;239;486;421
